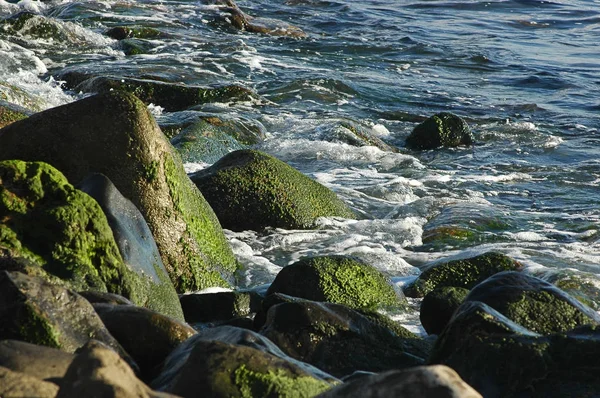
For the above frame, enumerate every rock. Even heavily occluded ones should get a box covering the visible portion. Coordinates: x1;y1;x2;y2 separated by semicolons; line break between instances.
404;252;522;298
180;290;263;323
420;286;469;335
0;100;28;129
0;366;59;398
259;299;431;378
316;365;482;398
172;124;245;164
266;255;406;311
151;339;332;397
548;271;600;310
57;72;257;112
0;91;238;292
1;12;62;41
0;340;74;383
79;291;134;306
327;120;398;152
120;38;156;56
93;303;197;381
405;112;473;150
429;301;600;397
0;271;133;364
77;173;184;321
105;26;164;40
153;325;339;390
465;271;600;334
57;340;177;398
190;149;356;231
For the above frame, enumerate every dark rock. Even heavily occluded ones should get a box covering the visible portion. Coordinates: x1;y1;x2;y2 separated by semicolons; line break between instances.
121;38;156;56
253;293;309;331
77;173;184;321
105;26;164;40
267;255;406;311
0;271;133;363
465;271;600;334
0;366;59;398
0;91;238;292
57;72;257;112
172;123;245;164
190;149;356;231
93;303;196;381
57;340;177;398
151;339;333;397
180;290;263;323
0;340;75;384
429;301;600;397
420;286;469;335
1;12;62;41
548;271;600;311
405;112;473;150
404;252;522;298
317;365;482;398
78;291;134;306
259;299;431;378
328;120;398;152
0;100;28;129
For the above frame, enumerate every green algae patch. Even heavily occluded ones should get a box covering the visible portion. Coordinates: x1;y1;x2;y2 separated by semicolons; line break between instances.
404;252;523;298
190;150;356;231
105;26;164;40
0;104;27;129
267;255;405;311
1;12;63;41
234;364;331;398
405;112;473;150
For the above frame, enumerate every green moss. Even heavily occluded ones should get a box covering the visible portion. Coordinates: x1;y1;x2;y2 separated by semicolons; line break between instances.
1;12;63;41
0;105;27;129
404;252;522;298
234;364;331;398
105;26;163;40
19;304;61;349
405;112;473;150
191;150;356;231
142;160;159;182
163;154;237;291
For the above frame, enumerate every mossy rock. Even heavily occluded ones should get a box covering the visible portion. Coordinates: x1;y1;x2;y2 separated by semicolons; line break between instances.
429;301;600;397
405;112;473;150
0;12;63;41
105;26;164;40
266;255;406;311
0;101;28;129
334;121;398;152
172;123;246;164
190;149;356;231
465;271;600;335
0;82;45;112
120;38;156;56
0;91;238;292
548;272;600;311
259;299;431;378
57;72;257;112
404;252;523;298
152;339;333;397
420;286;469;335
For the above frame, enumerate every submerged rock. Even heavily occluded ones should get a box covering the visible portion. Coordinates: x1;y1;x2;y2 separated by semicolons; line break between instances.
259;299;431;378
317;365;482;398
190;149;356;231
465;271;600;334
404;252;522;298
405;112;473;150
420;286;469;335
266;255;406;311
1;12;63;41
0;91;238;292
105;26;164;40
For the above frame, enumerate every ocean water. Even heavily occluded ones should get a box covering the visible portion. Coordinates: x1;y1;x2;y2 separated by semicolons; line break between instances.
1;0;600;332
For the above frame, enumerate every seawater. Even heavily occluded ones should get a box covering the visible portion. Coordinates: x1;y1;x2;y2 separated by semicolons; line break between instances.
1;0;600;332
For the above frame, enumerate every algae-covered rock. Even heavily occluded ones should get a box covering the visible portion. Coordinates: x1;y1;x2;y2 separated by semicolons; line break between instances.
166;114;266;144
0;101;28;129
405;112;473;150
404;252;522;298
0;91;238;292
1;12;63;41
266;255;406;311
259;299;430;378
152;339;333;397
171;121;246;164
420;286;469;335
77;173;184;321
190;149;356;231
58;72;257;112
105;26;164;40
93;303;196;382
317;365;482;398
465;271;600;334
0;271;132;361
548;271;600;311
429;301;600;397
0;366;59;398
330;120;398;152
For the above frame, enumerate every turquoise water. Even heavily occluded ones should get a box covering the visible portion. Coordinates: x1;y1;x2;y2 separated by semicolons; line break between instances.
1;0;600;329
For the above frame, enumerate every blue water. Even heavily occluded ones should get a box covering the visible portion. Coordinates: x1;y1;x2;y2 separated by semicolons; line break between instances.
1;0;600;329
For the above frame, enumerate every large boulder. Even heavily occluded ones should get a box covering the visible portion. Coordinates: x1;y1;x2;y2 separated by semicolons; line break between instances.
0;340;75;384
405;112;473;150
316;365;482;398
179;290;263;323
259;299;431;378
0;366;59;398
152;339;332;397
404;252;522;298
0;91;238;292
0;160;156;305
93;303;197;381
420;286;469;335
190;149;356;231
465;271;600;334
77;173;184;320
266;255;405;311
